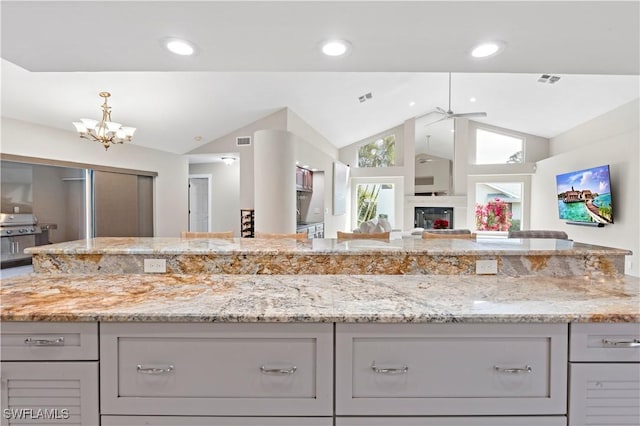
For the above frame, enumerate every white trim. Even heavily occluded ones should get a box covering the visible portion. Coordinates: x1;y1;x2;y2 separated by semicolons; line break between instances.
188;174;212;232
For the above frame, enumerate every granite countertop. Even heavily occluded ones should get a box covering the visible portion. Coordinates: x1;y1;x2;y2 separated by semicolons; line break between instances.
27;237;631;277
2;273;638;323
25;236;632;257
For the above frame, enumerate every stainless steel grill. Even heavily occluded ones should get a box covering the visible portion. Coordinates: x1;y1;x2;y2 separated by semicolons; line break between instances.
1;213;41;267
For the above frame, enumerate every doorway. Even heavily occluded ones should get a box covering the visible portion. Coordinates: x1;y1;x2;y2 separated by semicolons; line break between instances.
188;175;211;232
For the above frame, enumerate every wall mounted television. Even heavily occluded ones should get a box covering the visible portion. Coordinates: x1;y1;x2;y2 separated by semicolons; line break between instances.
556;164;613;226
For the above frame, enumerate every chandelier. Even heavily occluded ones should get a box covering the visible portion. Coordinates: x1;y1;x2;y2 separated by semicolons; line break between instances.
72;92;136;150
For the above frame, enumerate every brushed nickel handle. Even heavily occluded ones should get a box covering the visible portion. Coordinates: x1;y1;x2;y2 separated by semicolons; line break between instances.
371;361;408;375
260;365;297;375
602;338;640;348
494;365;533;374
24;337;65;346
136;364;174;375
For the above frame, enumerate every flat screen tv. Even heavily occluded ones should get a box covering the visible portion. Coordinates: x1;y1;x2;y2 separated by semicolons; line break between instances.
556;165;613;225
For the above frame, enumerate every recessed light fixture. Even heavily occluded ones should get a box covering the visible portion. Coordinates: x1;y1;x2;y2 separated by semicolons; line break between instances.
471;41;505;58
165;38;196;56
194;136;203;141
450;129;455;133
321;39;351;57
469;97;477;103
409;101;416;107
221;157;236;165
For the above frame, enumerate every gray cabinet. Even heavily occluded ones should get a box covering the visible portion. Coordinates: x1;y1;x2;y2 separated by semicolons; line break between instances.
569;323;640;426
100;323;333;417
0;323;99;426
103;416;333;425
337;418;566;425
336;323;568;416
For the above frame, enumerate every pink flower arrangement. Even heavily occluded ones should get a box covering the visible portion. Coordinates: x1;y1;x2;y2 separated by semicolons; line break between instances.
475;198;513;231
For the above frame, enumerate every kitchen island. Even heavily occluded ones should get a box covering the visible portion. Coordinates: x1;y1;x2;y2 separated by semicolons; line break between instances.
1;237;638;426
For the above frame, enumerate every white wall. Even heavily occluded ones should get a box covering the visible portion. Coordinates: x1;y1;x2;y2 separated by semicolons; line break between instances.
530;99;639;277
1;117;188;237
187;109;288;210
189;161;240;236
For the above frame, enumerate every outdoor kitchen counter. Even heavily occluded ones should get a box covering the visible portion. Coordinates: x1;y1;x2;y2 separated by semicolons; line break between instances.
26;237;631;276
1;273;639;323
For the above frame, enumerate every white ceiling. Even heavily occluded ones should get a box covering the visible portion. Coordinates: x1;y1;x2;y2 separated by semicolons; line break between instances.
1;1;639;156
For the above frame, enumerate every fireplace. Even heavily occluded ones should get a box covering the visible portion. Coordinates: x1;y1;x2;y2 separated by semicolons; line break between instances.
414;207;453;229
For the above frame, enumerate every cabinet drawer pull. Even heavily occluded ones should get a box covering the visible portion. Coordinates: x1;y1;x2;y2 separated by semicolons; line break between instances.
24;337;65;346
136;364;175;375
602;338;640;348
259;365;297;375
493;365;532;374
371;361;408;375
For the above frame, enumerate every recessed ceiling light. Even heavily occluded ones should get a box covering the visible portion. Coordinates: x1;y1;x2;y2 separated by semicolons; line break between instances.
471;41;505;58
321;39;351;57
469;97;477;103
409;101;416;107
165;38;196;56
450;129;455;133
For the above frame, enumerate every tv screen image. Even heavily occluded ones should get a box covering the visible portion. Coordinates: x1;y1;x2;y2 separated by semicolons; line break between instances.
556;165;613;224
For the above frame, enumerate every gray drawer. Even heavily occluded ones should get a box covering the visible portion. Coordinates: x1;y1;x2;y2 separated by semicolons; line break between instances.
570;323;640;362
0;322;98;361
102;417;333;425
337;417;566;425
336;323;568;416
101;323;333;416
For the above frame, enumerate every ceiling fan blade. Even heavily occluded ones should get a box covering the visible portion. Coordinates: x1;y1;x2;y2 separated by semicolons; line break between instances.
450;112;487;118
415;109;445;121
435;106;448;114
423;116;449;126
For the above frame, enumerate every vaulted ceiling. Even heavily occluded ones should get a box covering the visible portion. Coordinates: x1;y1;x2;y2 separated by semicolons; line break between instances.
2;1;639;155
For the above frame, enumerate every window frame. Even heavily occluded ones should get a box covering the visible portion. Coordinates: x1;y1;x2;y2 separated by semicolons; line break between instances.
473;126;526;165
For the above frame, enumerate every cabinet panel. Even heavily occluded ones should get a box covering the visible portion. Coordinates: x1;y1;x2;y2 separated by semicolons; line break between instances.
1;322;98;361
102;416;333;425
337;417;566;425
101;323;333;416
0;362;99;426
336;323;568;416
570;323;640;362
569;363;640;426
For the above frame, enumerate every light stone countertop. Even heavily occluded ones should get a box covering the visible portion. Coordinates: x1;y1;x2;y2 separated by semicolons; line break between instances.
2;273;638;323
25;237;631;256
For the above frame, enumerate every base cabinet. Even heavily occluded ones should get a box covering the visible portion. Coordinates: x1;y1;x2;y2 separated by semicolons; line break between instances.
100;323;333;417
568;323;640;426
102;416;333;425
336;417;567;425
336;323;568;416
0;322;99;426
3;321;639;425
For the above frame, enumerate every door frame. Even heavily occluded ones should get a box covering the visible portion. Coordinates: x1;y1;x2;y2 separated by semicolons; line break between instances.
188;174;212;232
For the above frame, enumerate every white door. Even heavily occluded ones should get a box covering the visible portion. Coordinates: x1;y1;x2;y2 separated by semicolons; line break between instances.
189;177;209;232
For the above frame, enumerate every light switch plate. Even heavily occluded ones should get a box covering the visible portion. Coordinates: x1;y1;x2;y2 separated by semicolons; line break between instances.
144;259;166;273
476;259;498;275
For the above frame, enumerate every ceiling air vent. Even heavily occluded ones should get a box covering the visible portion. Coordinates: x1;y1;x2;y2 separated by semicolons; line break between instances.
236;136;252;146
358;92;373;103
538;74;561;84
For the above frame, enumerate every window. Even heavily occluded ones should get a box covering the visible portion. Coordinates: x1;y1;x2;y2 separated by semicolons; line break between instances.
356;183;395;226
357;134;396;167
475;128;523;165
474;182;523;232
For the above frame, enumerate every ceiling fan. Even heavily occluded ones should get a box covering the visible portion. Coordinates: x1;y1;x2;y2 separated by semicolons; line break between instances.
422;73;487;125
